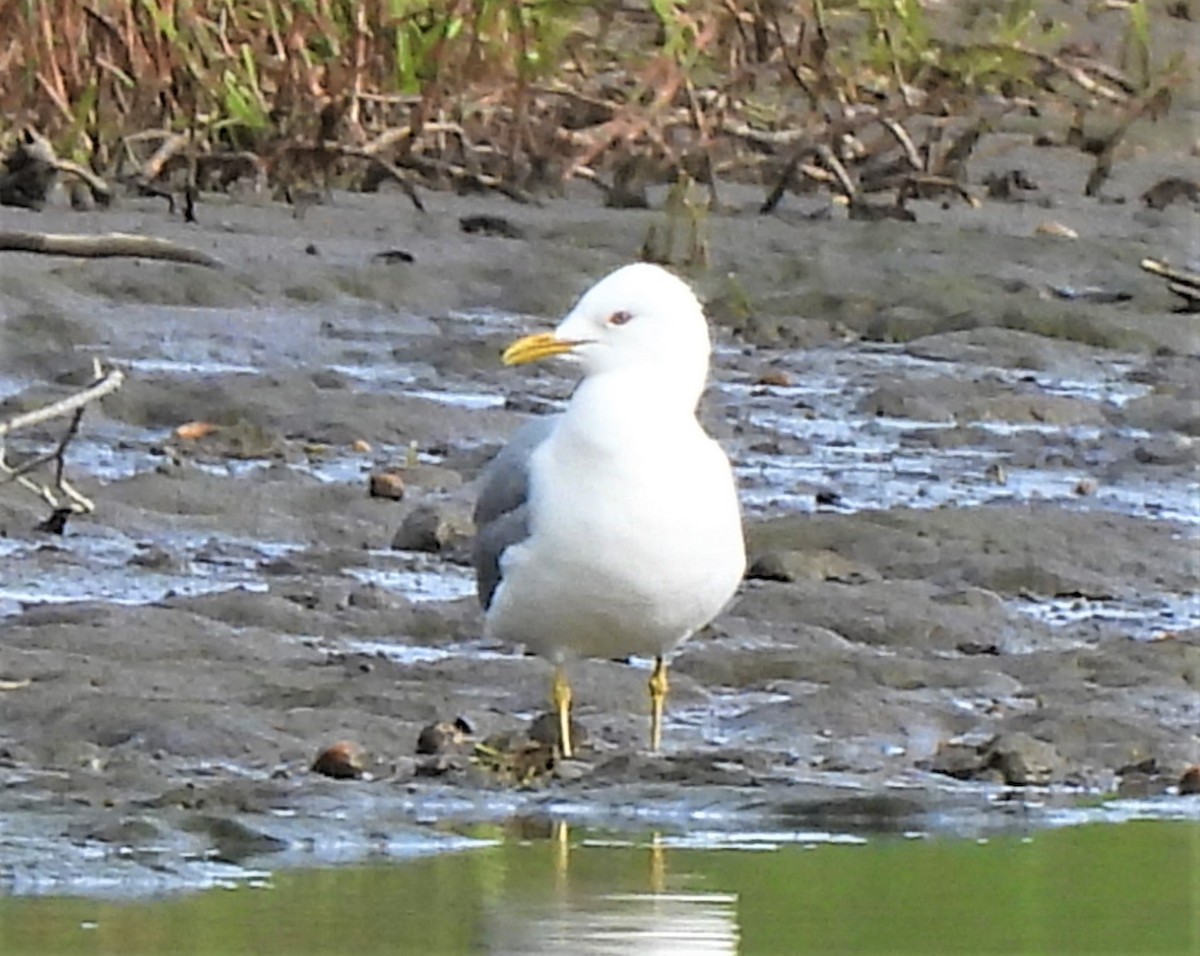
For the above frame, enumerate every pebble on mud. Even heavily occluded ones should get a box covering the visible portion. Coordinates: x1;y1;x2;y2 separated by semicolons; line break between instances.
757;369;792;387
1179;766;1200;795
1034;221;1078;239
415;717;474;755
174;421;219;441
391;502;473;554
927;733;1064;786
748;549;875;583
368;470;406;500
311;740;368;779
985;733;1064;785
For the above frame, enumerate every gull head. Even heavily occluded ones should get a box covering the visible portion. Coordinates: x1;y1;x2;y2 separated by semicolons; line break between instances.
502;263;712;383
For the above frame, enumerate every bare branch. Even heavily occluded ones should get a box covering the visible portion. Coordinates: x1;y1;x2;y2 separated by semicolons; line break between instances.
0;231;223;268
0;363;125;516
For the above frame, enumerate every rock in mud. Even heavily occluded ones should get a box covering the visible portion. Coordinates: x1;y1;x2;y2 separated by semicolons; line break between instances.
391;501;473;557
416;717;473;755
748;548;877;584
311;740;368;779
368;469;406;500
927;732;1064;785
1114;758;1174;799
983;733;1065;785
1177;767;1200;796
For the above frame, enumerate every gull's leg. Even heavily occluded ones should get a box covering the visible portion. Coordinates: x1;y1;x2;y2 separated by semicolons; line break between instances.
648;656;669;752
552;664;574;759
552;820;570;887
649;831;666;893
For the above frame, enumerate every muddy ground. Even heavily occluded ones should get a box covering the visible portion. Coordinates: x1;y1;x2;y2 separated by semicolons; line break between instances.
1;121;1198;895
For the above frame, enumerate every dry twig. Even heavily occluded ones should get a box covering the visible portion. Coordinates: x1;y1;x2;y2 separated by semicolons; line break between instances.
0;361;125;516
0;231;223;268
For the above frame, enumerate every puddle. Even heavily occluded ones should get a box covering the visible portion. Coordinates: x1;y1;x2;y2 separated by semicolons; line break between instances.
399;388;506;410
345;551;476;603
340;639;520;665
0;529;301;616
726;362;1197;526
126;358;261;376
1009;592;1200;640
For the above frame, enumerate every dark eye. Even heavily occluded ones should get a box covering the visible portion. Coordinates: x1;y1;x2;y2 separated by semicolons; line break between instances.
609;310;633;326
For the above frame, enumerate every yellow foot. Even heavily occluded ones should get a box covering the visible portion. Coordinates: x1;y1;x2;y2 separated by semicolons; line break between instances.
552;664;574;759
648;656;669;752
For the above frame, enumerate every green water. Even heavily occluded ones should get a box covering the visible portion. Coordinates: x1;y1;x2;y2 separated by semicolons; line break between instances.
2;821;1197;955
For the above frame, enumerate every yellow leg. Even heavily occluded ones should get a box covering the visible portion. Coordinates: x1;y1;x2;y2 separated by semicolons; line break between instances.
552;820;570;887
649;656;669;752
552;664;574;759
649;831;666;894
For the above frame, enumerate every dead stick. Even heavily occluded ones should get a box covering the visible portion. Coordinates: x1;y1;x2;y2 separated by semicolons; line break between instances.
0;232;222;268
0;367;125;439
879;118;924;171
1140;258;1200;290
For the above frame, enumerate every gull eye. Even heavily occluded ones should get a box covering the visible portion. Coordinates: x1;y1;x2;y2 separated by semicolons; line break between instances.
608;310;633;326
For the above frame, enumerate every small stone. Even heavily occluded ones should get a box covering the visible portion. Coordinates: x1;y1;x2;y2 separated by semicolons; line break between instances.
369;470;406;500
1140;177;1199;211
391;502;473;554
416;717;473;755
174;421;219;441
1179;766;1200;795
926;741;985;780
956;641;1000;656
373;249;415;263
757;369;792;387
1034;221;1078;239
460;214;525;239
553;758;590;782
984;733;1063;786
311;740;367;779
346;584;395;610
814;488;841;507
748;549;873;584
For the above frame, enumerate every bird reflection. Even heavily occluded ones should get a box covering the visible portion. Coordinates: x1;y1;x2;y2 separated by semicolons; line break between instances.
480;823;739;955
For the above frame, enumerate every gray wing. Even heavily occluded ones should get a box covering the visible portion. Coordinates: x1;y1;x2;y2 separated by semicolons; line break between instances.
472;415;559;610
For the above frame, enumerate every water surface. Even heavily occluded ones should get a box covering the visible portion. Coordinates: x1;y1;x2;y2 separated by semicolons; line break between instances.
3;820;1196;955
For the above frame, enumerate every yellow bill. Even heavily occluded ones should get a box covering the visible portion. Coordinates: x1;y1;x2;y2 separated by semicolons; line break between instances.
502;333;580;366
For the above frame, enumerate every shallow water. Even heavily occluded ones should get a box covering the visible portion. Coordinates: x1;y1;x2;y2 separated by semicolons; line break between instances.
4;296;1198;913
2;820;1195;955
9;311;1195;641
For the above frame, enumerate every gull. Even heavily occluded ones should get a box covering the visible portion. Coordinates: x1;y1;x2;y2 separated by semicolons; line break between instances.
473;263;745;757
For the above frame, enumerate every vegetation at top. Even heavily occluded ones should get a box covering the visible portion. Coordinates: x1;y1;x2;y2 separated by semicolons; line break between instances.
0;0;1190;200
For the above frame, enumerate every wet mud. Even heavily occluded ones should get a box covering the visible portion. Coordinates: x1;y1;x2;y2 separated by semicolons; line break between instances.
0;134;1197;895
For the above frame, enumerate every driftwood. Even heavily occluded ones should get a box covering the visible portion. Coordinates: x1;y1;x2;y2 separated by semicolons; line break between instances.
0;128;112;209
1141;258;1200;312
0;361;125;517
0;230;223;268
